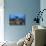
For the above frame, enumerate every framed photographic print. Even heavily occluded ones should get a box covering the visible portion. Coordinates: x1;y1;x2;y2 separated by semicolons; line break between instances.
9;14;25;25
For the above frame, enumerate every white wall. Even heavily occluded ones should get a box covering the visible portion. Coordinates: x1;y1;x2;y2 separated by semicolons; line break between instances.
40;0;46;45
0;0;4;42
40;0;46;27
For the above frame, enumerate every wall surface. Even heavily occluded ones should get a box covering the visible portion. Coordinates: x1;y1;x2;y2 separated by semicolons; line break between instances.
40;0;46;27
0;0;4;42
40;0;46;45
4;0;40;42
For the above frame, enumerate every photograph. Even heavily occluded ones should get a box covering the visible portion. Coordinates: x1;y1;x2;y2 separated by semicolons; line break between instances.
9;14;25;25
